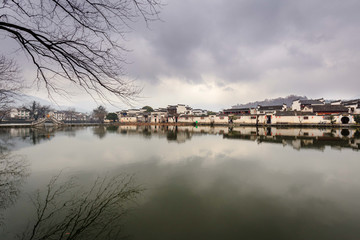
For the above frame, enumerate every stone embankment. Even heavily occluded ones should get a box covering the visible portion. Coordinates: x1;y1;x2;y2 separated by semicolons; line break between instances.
1;121;359;128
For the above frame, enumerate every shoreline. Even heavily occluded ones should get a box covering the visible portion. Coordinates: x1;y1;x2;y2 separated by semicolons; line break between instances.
1;122;359;129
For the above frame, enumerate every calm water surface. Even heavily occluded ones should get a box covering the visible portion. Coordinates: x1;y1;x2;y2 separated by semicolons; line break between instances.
1;126;360;239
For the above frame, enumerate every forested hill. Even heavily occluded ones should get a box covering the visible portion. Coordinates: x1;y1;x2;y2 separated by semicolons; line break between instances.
232;95;308;108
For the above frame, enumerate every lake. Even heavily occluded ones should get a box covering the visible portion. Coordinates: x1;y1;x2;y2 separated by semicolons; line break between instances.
1;125;360;239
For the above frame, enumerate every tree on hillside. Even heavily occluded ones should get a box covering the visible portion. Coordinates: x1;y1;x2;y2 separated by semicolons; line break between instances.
106;113;118;122
0;0;161;103
142;106;154;112
92;105;107;123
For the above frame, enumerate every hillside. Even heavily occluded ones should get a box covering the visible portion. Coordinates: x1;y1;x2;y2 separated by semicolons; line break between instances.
231;95;308;108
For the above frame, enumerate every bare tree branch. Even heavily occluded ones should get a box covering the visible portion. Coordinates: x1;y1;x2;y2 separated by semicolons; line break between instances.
0;56;23;120
0;0;162;104
20;173;142;240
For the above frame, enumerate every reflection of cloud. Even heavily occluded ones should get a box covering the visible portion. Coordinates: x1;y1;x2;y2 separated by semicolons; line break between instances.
122;157;360;239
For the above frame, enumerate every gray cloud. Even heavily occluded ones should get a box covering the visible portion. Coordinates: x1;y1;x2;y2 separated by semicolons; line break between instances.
2;0;360;108
127;0;360;98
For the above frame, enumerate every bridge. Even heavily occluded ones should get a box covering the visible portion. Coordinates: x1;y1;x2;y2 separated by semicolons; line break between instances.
31;116;65;126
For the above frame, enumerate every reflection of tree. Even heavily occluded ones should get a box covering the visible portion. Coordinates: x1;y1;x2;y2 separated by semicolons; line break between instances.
92;126;107;139
142;127;152;139
106;125;119;133
20;174;141;240
26;128;54;145
0;152;29;226
354;130;360;139
166;131;177;141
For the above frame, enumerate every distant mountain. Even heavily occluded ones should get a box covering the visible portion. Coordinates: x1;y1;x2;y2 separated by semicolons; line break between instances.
12;94;88;113
14;94;53;107
231;95;308;108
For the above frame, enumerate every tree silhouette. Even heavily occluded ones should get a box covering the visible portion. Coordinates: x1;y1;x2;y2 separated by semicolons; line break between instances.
0;0;161;103
19;173;142;240
0;56;23;120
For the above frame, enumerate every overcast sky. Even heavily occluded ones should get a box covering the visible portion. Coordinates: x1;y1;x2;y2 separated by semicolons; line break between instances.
2;0;360;112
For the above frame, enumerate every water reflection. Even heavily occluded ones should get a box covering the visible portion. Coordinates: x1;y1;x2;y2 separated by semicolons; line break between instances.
0;133;29;227
92;126;107;139
11;173;141;240
225;127;360;151
1;126;359;152
0;126;360;239
0;127;84;146
123;158;360;240
111;125;360;151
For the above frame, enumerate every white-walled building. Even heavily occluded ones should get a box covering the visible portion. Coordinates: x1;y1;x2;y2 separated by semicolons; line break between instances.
150;109;168;123
9;108;30;119
343;99;360;114
291;99;325;111
192;109;208;116
167;104;192;115
257;104;287;114
120;115;137;123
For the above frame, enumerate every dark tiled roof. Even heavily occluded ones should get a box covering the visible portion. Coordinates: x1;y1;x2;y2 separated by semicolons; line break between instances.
228;107;250;111
299;100;324;105
258;105;283;110
342;99;360;106
311;105;348;112
275;111;316;116
223;108;250;113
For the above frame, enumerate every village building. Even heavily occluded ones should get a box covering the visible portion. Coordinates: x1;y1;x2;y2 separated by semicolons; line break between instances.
192;109;208;116
330;100;342;105
232;114;261;125
223;107;251;115
210;114;229;125
9;108;30;119
303;104;349;115
136;113;150;123
119;115;137;123
257;104;287;114
192;115;212;124
342;99;360;114
273;111;326;125
150;108;168;123
167;104;192;122
291;99;325;111
177;114;194;124
51;111;66;121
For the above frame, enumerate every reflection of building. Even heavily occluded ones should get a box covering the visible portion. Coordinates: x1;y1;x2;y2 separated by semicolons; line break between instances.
224;127;360;151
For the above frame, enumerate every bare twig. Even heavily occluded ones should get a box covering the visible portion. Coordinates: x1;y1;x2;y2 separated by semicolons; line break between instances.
0;0;162;104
